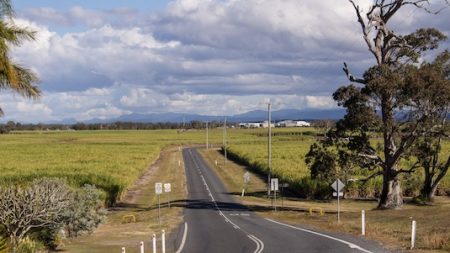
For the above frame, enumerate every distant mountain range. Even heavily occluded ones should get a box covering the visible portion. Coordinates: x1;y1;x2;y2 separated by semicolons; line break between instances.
4;108;346;124
80;108;345;124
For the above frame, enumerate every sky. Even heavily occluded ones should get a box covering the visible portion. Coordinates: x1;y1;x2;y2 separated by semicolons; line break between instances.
1;0;449;123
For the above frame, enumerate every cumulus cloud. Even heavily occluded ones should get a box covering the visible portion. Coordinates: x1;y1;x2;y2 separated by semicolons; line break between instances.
3;0;449;122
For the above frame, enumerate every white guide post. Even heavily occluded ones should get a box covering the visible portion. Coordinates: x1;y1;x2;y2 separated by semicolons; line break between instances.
162;230;166;253
361;210;365;236
411;220;416;249
152;234;156;253
121;247;125;253
140;241;144;253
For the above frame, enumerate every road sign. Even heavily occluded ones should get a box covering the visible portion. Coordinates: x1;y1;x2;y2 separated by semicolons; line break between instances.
164;183;171;193
331;179;345;192
270;178;279;191
244;172;251;184
331;178;345;224
155;182;163;195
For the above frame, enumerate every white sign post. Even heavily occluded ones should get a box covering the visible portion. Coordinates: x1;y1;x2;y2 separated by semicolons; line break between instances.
164;183;171;208
271;178;279;211
411;220;416;249
331;179;345;224
281;183;289;208
155;182;163;226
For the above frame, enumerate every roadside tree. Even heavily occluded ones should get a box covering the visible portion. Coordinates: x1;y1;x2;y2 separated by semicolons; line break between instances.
316;0;449;209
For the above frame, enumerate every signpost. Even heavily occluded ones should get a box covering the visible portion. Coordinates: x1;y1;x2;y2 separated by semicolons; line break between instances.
281;183;289;208
164;183;171;208
331;179;345;224
271;178;279;211
155;182;162;226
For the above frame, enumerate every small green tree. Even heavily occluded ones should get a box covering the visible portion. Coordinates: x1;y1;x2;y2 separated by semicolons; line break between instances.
408;51;450;202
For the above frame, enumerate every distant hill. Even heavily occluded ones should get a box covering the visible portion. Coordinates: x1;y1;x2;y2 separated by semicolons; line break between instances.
2;108;346;124
95;108;345;123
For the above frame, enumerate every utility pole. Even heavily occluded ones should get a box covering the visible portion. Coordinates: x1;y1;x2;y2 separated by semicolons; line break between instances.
223;117;227;166
206;121;209;150
267;102;272;198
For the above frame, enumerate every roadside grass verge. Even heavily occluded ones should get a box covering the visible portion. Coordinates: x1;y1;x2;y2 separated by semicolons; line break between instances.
63;147;187;253
200;148;450;253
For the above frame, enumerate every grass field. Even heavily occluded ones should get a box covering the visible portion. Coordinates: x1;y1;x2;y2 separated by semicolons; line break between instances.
0;130;221;205
1;128;448;204
224;127;450;197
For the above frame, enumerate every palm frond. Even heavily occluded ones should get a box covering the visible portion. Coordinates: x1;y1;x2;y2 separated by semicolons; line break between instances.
0;21;36;46
0;0;13;19
0;0;40;117
0;62;41;99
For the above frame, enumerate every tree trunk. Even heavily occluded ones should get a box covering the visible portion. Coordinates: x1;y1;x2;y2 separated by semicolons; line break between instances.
378;171;403;209
420;173;435;202
420;156;450;202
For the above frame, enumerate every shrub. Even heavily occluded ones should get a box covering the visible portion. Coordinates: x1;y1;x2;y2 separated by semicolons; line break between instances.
0;179;106;252
15;237;44;253
64;184;107;238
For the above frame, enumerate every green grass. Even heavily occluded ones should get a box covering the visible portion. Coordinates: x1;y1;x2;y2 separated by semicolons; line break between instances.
1;127;448;204
225;127;450;197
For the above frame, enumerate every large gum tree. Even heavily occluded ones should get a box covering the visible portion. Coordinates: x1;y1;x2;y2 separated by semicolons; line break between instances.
327;0;448;209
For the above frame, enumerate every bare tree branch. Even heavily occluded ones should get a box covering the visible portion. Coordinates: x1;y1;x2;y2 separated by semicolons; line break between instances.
343;62;366;84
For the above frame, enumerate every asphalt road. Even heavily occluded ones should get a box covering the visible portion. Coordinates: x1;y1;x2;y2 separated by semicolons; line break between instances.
181;148;388;253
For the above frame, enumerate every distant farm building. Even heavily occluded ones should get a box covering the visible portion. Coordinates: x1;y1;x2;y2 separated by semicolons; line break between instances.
239;122;262;128
276;120;311;127
260;121;275;128
239;120;309;128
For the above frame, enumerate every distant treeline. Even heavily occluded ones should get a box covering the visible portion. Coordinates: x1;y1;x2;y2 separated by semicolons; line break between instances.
0;120;232;133
0;119;337;133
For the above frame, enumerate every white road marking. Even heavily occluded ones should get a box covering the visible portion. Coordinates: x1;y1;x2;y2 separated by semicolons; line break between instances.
248;234;264;253
265;218;373;253
175;222;188;253
188;150;264;252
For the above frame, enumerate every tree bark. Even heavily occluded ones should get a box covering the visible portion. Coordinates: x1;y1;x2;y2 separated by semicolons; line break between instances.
378;169;403;209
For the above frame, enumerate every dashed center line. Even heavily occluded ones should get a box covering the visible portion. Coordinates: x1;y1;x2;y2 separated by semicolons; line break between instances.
188;151;264;252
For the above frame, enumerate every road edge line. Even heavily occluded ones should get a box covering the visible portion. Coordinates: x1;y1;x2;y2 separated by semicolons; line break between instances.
175;222;188;253
265;218;373;253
